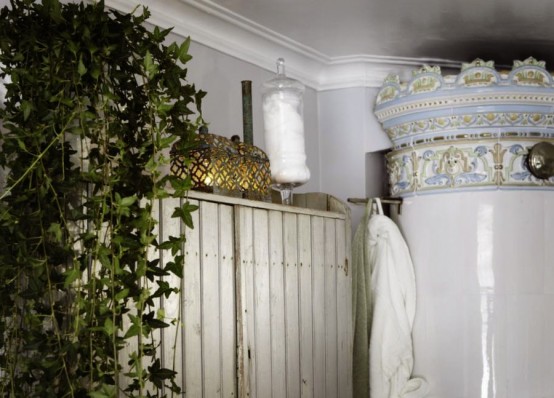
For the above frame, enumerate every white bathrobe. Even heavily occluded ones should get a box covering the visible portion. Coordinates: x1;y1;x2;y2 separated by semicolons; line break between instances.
353;200;428;398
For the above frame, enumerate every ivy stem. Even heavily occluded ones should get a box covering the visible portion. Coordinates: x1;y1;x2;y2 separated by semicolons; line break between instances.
36;169;75;398
0;113;77;202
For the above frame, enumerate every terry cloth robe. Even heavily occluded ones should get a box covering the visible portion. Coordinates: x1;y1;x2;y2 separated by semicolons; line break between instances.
353;199;428;398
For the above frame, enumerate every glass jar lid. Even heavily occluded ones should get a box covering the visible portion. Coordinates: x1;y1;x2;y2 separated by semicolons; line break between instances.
262;58;304;94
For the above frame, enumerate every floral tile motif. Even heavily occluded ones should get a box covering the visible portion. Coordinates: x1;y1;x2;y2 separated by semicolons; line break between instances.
387;151;418;195
386;140;554;197
420;145;491;189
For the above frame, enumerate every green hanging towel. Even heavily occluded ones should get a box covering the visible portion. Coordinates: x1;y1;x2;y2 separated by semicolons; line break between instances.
352;200;375;397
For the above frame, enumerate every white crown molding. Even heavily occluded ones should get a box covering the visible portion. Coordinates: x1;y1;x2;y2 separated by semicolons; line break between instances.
105;0;463;91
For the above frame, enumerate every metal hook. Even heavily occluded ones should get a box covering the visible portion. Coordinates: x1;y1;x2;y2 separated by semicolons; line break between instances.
347;197;403;214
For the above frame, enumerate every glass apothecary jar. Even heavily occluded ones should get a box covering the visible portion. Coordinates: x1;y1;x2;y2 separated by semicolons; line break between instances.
262;58;310;204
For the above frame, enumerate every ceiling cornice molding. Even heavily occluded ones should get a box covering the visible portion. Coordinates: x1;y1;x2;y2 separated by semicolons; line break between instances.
105;0;463;91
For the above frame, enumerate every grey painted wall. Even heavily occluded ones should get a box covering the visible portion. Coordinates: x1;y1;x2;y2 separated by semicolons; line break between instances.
317;87;392;227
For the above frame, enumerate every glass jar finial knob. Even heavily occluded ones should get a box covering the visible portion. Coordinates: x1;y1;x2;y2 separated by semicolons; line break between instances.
276;57;285;76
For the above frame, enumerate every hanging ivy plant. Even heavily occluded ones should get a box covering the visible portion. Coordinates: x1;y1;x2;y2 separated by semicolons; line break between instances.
0;0;204;396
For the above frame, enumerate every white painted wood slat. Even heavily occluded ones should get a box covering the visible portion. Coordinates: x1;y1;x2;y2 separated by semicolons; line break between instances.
298;214;314;398
311;216;327;398
200;202;223;397
324;218;338;397
218;205;236;398
336;218;353;397
283;212;301;398
268;210;287;398
235;206;255;398
154;193;351;398
183;199;202;397
181;200;237;398
252;209;272;398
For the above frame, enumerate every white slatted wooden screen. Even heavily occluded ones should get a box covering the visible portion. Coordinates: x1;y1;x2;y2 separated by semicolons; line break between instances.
156;192;352;398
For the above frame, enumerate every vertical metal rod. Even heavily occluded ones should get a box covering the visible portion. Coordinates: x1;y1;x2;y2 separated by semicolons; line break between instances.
241;80;253;145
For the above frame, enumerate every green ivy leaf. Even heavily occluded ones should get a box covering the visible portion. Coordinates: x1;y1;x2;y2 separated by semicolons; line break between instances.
172;201;198;229
158;235;183;254
119;194;137;207
178;37;192;64
157;101;174;114
16;138;26;151
114;193;137;217
21;100;32;121
152;280;173;299
64;267;80;288
169;175;194;196
164;255;184;278
90;65;101;80
47;222;62;243
148;360;178;389
97;245;111;269
89;384;116;398
124;324;140;339
78;55;87;76
159;134;177;149
103;318;115;336
144;50;157;78
148;318;169;329
44;0;62;22
115;288;129;301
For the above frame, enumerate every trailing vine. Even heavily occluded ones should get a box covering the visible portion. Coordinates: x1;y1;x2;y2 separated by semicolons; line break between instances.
0;0;204;396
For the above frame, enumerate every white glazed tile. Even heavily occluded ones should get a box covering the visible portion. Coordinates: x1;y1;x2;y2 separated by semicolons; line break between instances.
463;293;507;398
464;192;504;295
379;60;554;397
544;193;554;294
539;295;554;397
410;292;428;378
495;192;545;295
399;190;554;397
412;295;466;396
505;294;544;398
400;194;469;296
